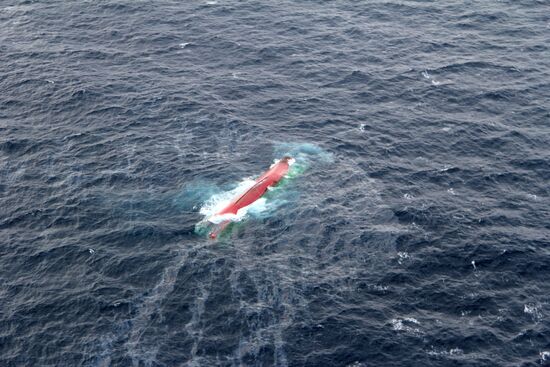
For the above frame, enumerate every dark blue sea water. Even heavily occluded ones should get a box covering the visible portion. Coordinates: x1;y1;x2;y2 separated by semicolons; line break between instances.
1;1;549;366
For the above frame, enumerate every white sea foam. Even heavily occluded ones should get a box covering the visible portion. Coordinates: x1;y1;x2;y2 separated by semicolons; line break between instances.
422;70;441;86
427;346;464;357
391;317;421;334
524;303;542;322
526;193;538;201
397;251;410;264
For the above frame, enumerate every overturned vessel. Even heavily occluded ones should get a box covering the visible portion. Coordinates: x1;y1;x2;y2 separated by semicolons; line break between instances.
206;156;293;239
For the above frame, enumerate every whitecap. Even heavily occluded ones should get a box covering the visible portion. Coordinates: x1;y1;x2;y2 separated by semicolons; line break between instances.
427;346;464;357
524;303;542;322
370;284;389;292
421;70;440;86
397;251;409;264
391;317;421;334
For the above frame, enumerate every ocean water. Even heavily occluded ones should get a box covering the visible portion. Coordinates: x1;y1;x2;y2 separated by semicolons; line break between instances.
1;1;549;366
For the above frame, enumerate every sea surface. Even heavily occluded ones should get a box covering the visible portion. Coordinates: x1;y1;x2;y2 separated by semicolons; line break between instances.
1;1;549;366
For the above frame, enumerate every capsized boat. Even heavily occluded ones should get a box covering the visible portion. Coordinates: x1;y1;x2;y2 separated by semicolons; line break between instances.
206;156;293;239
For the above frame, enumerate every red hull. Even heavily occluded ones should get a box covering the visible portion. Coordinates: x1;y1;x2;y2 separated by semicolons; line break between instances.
208;156;292;239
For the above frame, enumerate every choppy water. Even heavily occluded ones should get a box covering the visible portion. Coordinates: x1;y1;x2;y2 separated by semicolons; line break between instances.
1;1;549;366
